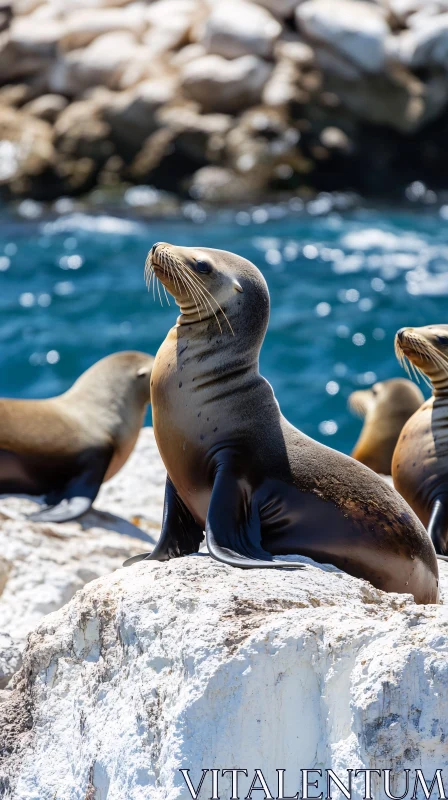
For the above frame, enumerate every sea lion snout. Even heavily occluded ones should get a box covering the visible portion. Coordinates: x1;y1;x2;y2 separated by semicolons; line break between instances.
397;327;411;343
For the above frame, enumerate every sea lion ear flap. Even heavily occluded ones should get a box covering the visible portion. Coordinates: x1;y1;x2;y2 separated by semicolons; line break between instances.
137;367;148;377
233;280;243;293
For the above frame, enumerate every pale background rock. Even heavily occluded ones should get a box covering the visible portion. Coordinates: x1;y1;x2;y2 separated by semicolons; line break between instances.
181;54;272;113
1;556;448;798
0;427;165;690
200;1;281;60
296;0;389;74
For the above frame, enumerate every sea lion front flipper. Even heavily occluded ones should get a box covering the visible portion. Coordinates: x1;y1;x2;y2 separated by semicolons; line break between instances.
28;447;113;524
206;469;304;570
123;475;204;567
428;496;448;556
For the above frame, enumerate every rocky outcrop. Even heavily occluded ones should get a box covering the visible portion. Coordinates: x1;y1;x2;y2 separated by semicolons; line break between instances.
1;555;448;797
2;0;448;200
0;427;165;691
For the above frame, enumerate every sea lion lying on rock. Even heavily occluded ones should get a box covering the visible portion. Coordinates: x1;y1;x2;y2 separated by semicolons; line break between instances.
0;351;154;522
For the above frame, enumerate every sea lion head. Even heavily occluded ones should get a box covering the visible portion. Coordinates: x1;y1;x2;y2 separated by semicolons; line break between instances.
145;242;270;342
395;325;448;392
67;351;154;412
349;378;424;474
349;378;424;420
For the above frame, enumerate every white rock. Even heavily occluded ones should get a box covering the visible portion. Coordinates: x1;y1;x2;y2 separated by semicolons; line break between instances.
393;13;448;68
250;0;301;18
0;427;165;688
274;36;315;65
181;53;272;112
48;31;143;94
58;6;146;51
201;1;282;59
386;0;448;21
2;556;448;797
104;77;179;145
296;0;389;73
8;16;65;56
143;0;204;56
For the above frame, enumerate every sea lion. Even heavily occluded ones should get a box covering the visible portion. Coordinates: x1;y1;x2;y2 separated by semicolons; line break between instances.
393;325;448;556
0;351;154;522
126;243;438;604
349;378;424;474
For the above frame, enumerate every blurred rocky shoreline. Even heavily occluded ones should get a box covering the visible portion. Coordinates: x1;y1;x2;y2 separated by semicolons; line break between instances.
1;0;448;204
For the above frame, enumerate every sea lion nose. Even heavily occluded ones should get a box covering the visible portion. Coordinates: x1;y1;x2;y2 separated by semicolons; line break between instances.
397;327;412;342
152;242;162;254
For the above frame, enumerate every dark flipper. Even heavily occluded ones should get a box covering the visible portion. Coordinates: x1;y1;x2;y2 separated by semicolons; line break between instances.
206;468;304;570
28;447;113;524
123;476;204;567
428;496;448;557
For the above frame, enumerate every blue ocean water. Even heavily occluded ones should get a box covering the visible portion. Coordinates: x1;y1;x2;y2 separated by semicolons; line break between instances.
1;199;447;456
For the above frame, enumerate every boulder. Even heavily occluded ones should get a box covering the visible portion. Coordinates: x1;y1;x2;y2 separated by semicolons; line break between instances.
296;0;390;74
104;77;178;155
58;5;146;51
1;555;448;797
22;93;68;123
53;99;113;160
0;427;164;690
274;35;315;66
200;1;282;60
251;0;302;17
392;13;448;69
7;16;64;57
144;0;205;56
385;0;448;23
327;69;448;132
181;54;272;113
0;106;55;188
188;165;259;202
158;103;232;160
48;31;143;95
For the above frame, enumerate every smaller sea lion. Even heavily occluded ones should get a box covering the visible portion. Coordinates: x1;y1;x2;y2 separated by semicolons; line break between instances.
393;325;448;556
0;351;154;522
349;378;424;474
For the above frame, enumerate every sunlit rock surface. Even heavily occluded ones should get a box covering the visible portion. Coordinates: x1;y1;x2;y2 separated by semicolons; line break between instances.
1;555;448;798
0;427;165;689
3;0;448;199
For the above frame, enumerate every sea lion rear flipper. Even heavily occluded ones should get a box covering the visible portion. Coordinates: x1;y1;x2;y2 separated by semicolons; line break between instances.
28;447;113;524
206;469;304;570
29;495;94;523
428;496;448;556
123;475;204;567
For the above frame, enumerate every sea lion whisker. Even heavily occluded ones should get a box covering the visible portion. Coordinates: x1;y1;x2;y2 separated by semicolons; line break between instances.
182;263;234;335
162;284;171;306
173;263;203;321
156;273;164;307
176;266;206;323
181;267;224;334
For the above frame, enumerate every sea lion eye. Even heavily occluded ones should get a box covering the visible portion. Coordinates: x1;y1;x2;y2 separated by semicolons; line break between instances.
437;336;448;345
195;260;211;274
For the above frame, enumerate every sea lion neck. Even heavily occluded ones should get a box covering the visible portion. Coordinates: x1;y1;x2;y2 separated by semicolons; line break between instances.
173;318;260;381
432;377;448;399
